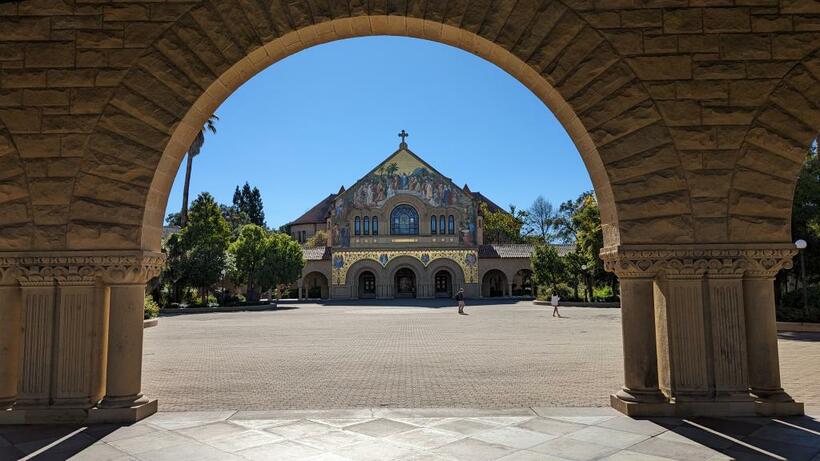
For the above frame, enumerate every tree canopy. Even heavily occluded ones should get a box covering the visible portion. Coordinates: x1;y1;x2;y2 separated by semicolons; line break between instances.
481;202;525;244
233;182;266;227
180;192;231;304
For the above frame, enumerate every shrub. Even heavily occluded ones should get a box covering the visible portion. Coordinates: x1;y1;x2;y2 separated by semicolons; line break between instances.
539;283;573;301
778;285;820;323
593;285;615;302
144;295;159;319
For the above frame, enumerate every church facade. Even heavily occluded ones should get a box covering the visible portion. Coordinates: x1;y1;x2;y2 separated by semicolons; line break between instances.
289;136;558;300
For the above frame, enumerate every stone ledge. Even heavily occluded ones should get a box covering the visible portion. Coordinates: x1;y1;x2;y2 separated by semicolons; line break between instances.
0;400;157;425
611;394;804;417
143;318;158;328
777;321;820;332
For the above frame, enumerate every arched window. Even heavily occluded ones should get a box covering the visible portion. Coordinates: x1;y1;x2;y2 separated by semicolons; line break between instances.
372;216;379;235
448;215;455;234
390;205;419;235
439;215;446;235
430;215;437;234
363;216;370;235
354;216;361;235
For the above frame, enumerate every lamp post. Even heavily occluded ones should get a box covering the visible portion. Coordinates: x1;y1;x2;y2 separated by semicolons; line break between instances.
581;264;589;302
795;239;808;318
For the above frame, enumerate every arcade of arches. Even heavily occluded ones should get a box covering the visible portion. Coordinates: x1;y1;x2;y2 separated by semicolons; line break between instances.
0;2;817;424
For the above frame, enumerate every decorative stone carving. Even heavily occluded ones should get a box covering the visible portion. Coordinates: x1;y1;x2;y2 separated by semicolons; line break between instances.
0;251;166;287
332;249;478;285
601;245;796;279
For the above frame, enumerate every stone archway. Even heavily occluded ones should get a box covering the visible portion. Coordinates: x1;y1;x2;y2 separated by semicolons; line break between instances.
482;269;509;298
0;2;816;422
302;271;329;299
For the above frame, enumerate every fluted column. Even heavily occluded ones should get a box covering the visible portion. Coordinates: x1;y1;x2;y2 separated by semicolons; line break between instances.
100;254;163;409
0;265;22;409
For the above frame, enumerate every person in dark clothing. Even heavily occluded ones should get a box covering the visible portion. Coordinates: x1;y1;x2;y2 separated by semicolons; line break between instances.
456;288;465;314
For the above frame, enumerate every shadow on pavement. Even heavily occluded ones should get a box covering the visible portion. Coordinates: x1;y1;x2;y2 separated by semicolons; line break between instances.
778;332;820;342
0;423;122;460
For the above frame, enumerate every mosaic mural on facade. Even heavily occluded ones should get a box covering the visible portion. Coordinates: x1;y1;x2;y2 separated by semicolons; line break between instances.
332;249;479;285
330;149;477;247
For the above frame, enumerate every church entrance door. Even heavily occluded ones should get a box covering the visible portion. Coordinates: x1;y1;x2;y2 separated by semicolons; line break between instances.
395;268;416;298
359;271;376;298
434;271;452;298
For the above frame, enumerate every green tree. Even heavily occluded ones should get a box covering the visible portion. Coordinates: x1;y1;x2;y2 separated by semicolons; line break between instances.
481;203;525;244
792;138;820;283
258;232;305;302
181;192;231;304
232;182;266;227
160;232;186;305
228;224;270;302
531;244;565;292
180;115;218;227
220;203;251;238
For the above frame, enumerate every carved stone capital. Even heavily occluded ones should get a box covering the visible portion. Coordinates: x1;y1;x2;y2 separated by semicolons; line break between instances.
0;251;166;287
601;244;797;279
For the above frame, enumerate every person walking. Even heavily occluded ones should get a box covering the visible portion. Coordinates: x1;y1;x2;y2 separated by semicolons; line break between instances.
456;288;466;315
550;293;561;318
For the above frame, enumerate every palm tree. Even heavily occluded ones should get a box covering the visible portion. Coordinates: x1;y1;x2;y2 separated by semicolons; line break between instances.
180;115;218;227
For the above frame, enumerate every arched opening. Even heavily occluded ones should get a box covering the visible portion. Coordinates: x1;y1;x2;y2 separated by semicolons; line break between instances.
434;270;453;298
390;204;419;236
394;268;417;298
358;271;377;299
512;269;534;298
0;4;810;428
302;272;329;300
482;270;509;298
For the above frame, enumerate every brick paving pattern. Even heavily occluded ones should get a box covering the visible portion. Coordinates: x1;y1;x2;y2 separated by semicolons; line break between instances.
142;301;819;412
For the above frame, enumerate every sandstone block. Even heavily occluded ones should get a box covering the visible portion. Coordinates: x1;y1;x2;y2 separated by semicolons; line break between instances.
61;134;89;158
42;114;98;133
626;55;692;80
794;15;820;31
23;89;70;107
703;8;751;32
0;17;50;41
685;170;732;198
693;61;745;79
77;30;124;49
752;15;793;32
32;204;68;225
669;126;717;150
657;100;701;126
757;107;816;145
66;222;141;250
29;177;73;205
729;79;779;106
0;223;33;250
621;9;662;27
732;168;794;199
617;190;691;221
24;42;75;68
15;134;60;158
780;0;820;14
606;144;679;183
664;8;702;33
678;35;720;53
619;215;694;244
0;174;28;203
0;89;22;107
83;150;154;187
675;80;728;101
610;168;688;201
738;146;801;179
97;111;170;152
104;4;149;22
72;172;147;207
728;215;788;242
773;33;820;59
643;35;678;54
0;200;29;224
744;127;808;163
18;0;72;15
691;197;728;218
0;108;40;133
747;60;794;78
716;126;747;149
702;106;756;125
125;23;168;48
720;34;770;60
71;198;144;226
47;69;97;88
600;30;643;56
693;217;728;243
1;70;47;88
70;88;114;115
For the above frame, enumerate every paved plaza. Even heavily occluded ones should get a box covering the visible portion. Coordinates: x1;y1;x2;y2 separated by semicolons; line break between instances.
140;301;820;412
2;301;819;460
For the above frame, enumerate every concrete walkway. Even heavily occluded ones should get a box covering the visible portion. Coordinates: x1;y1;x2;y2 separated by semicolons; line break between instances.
3;407;818;460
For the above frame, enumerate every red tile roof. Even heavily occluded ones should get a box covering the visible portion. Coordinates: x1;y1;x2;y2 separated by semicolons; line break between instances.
291;194;336;225
478;244;575;259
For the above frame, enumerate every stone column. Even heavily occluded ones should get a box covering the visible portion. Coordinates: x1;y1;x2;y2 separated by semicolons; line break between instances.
0;265;22;409
100;284;148;408
100;254;163;409
615;276;665;403
602;251;666;405
705;271;751;401
741;249;797;403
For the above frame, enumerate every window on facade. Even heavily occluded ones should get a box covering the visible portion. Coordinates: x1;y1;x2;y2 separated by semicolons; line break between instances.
390;205;419;235
439;215;446;236
430;215;437;234
448;215;455;234
372;216;379;235
302;230;307;242
354;216;361;235
363;216;370;235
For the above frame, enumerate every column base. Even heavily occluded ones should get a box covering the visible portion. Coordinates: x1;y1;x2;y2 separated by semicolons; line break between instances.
0;399;157;425
616;388;667;403
611;394;804;417
100;393;149;409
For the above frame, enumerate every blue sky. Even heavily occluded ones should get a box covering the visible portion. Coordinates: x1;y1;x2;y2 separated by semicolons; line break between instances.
165;36;593;229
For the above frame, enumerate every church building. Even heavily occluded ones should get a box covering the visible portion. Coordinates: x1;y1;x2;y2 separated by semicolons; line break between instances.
289;133;554;300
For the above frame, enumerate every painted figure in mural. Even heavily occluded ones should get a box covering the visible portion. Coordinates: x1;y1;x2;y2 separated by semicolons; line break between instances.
340;225;350;247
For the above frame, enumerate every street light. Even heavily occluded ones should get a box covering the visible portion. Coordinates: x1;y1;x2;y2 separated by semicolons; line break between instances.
581;264;589;302
795;239;809;318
